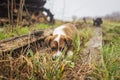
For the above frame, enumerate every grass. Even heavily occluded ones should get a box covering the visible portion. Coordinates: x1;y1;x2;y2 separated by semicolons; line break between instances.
0;23;59;40
103;41;120;79
0;25;29;40
0;22;93;80
91;20;120;80
0;20;120;80
28;26;93;80
103;22;120;79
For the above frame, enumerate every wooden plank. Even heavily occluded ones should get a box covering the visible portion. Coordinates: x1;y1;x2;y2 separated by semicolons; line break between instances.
0;29;53;53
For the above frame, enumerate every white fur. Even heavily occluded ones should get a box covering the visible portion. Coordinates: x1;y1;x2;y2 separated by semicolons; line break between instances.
52;25;66;58
67;51;73;56
53;25;66;36
66;51;73;60
53;25;66;47
53;50;62;59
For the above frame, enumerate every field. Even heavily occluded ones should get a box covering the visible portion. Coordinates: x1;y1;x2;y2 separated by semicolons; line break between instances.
0;20;120;80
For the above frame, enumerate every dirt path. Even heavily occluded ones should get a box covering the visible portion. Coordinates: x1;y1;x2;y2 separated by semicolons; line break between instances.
83;27;102;65
63;26;102;80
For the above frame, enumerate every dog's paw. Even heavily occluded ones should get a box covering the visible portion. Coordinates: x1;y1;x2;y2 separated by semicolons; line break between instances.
66;51;73;60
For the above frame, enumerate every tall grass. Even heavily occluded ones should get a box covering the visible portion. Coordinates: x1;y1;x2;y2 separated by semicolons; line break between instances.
28;27;93;80
92;21;120;80
0;25;29;40
103;42;120;79
72;27;93;62
0;23;94;80
27;46;77;80
2;21;119;80
92;39;120;80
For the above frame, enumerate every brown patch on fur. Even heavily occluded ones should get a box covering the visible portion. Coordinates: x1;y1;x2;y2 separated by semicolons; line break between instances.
63;23;78;38
64;35;73;53
62;23;77;52
50;41;58;52
59;35;73;52
59;35;66;51
67;45;73;51
64;35;73;46
45;34;58;46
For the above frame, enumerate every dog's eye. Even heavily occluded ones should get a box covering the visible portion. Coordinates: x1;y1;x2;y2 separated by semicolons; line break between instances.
51;47;57;51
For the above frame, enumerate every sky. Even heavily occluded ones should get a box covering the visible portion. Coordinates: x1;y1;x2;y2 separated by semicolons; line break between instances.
45;0;120;21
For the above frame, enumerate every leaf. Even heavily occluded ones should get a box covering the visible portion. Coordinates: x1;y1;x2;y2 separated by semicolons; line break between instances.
66;61;75;68
28;49;34;57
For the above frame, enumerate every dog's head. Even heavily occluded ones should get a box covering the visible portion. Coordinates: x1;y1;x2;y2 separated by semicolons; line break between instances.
45;34;73;60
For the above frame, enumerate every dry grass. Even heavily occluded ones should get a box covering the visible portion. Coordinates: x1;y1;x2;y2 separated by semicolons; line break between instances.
0;20;120;80
0;22;102;80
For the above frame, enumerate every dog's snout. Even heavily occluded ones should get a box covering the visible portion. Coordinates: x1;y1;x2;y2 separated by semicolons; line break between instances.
52;51;62;60
52;56;57;60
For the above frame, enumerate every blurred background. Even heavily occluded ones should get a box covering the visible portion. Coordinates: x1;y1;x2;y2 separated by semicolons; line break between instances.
45;0;120;21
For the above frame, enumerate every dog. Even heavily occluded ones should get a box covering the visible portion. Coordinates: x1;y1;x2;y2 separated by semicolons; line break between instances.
45;23;78;60
93;18;103;27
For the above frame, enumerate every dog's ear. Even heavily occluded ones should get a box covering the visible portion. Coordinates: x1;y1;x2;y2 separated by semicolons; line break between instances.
45;35;57;46
64;36;72;46
45;36;53;46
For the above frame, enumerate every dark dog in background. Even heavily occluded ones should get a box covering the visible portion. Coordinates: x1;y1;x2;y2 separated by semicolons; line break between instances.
93;18;103;27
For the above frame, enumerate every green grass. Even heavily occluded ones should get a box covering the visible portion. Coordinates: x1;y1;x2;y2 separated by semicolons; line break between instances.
103;41;120;80
92;21;120;80
0;32;6;40
0;21;70;41
17;26;29;35
93;39;120;80
25;46;77;80
1;20;120;80
28;27;93;80
0;23;59;40
0;26;29;40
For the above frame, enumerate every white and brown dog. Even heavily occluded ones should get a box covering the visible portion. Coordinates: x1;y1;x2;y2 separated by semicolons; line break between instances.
45;23;77;59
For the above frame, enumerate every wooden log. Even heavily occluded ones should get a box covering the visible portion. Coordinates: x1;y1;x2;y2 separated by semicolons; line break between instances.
0;29;53;53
